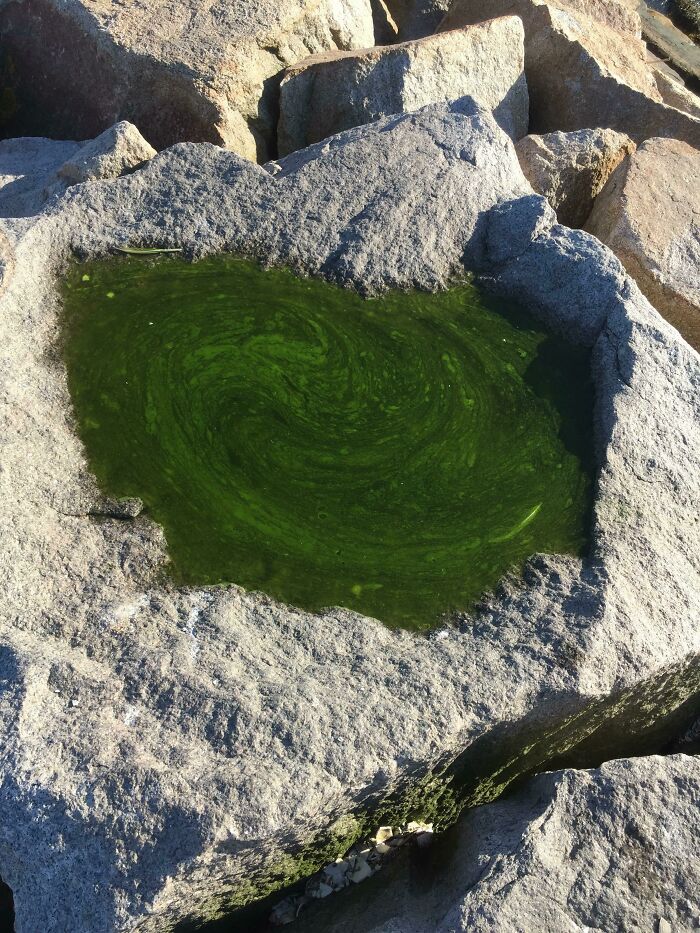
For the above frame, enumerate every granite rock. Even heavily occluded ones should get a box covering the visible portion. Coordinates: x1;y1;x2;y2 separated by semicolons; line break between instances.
295;755;700;932
278;17;528;155
56;121;156;186
0;0;375;161
0;99;699;932
585;136;700;352
440;0;700;146
652;66;700;118
515;128;635;228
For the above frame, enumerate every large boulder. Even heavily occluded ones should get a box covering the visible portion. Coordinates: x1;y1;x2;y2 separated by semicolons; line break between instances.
0;0;375;161
440;0;700;146
585;136;700;352
515;128;635;228
294;755;700;932
0;99;699;931
278;17;528;155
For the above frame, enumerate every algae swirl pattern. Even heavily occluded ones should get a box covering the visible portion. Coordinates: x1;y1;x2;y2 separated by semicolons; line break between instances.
63;256;593;629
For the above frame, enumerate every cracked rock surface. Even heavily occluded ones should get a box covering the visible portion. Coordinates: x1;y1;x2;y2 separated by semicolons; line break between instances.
295;755;700;932
0;99;699;932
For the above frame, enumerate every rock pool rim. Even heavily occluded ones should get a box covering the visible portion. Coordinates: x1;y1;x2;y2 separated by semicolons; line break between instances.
4;102;699;933
60;252;596;631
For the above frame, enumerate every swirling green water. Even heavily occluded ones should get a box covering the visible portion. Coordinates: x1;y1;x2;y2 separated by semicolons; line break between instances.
62;256;593;630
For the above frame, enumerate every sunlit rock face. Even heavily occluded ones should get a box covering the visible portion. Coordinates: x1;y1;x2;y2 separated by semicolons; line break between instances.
585;136;700;352
515;127;635;228
0;100;698;932
440;0;700;146
0;0;375;160
278;17;528;155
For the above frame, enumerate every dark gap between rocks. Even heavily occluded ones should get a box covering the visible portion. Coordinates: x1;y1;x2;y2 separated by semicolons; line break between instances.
0;877;15;933
369;0;400;45
254;69;284;162
643;35;700;91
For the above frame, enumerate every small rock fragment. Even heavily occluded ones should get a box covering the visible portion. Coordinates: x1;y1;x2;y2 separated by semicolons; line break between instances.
408;819;435;847
406;820;433;833
269;897;297;925
374;826;394;844
349;855;373;884
310;881;334;898
57;122;156;186
322;860;351;890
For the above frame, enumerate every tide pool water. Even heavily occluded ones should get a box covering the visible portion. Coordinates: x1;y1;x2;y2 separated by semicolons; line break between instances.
62;256;594;630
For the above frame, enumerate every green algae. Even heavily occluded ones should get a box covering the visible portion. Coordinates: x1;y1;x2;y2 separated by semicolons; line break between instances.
62;255;594;630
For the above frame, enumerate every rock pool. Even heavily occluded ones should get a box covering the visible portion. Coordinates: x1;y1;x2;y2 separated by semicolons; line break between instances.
62;255;594;629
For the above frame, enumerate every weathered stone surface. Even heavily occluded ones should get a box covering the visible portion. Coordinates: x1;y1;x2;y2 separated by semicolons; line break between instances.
0;224;14;295
56;121;156;185
585;136;700;352
515;128;635;227
295;755;700;932
0;136;81;219
278;17;528;154
0;99;699;932
652;64;700;117
0;0;375;161
0;126;157;220
440;0;700;146
639;2;700;82
382;0;452;39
